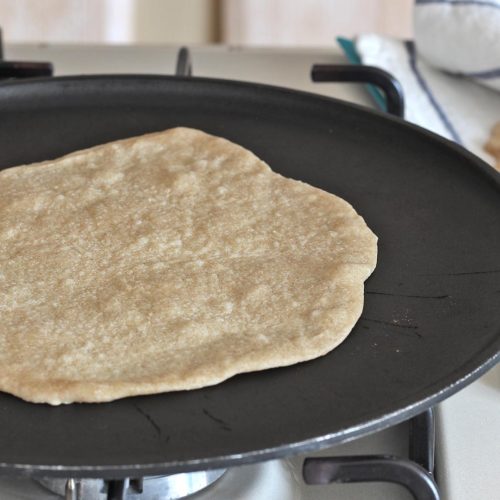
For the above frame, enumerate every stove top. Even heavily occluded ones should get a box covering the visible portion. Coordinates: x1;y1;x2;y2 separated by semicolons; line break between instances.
0;423;417;500
0;40;498;500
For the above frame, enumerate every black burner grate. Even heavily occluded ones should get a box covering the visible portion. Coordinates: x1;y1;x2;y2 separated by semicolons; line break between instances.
303;409;439;500
0;28;53;79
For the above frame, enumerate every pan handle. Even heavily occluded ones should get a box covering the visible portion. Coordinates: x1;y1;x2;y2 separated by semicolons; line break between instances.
175;47;192;77
311;64;405;118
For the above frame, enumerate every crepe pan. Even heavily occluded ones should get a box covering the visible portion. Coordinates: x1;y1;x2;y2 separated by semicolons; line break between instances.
0;72;498;479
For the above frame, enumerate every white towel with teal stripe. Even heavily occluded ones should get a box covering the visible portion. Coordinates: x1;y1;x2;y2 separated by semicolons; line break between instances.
414;0;500;92
354;34;500;165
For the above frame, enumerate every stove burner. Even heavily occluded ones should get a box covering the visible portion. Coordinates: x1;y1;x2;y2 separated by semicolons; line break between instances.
37;469;226;500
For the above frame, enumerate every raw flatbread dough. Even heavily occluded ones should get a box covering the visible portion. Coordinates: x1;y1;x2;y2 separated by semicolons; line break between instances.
0;128;377;404
485;121;500;171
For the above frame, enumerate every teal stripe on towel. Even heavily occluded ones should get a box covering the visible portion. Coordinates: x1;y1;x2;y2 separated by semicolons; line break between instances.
336;37;387;112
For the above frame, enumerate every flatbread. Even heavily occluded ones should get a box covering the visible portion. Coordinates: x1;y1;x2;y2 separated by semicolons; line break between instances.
485;121;500;171
0;127;377;404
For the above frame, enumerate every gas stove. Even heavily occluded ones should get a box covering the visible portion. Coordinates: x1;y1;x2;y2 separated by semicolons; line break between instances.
0;41;498;500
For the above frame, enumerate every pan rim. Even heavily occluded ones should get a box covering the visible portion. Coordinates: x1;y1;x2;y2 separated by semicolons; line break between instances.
0;73;498;188
0;352;497;478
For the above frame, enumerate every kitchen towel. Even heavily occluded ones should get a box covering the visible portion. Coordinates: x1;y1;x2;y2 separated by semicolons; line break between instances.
347;34;500;165
414;0;500;92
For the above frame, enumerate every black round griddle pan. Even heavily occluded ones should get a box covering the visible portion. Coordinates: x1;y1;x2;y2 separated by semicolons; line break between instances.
0;75;498;478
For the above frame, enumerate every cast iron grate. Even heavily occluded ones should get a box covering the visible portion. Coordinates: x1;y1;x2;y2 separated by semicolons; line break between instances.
303;409;439;500
0;28;52;79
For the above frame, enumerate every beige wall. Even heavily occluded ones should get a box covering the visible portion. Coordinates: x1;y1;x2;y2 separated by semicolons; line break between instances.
0;0;219;44
222;0;414;45
0;0;108;43
132;0;219;44
0;0;411;46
